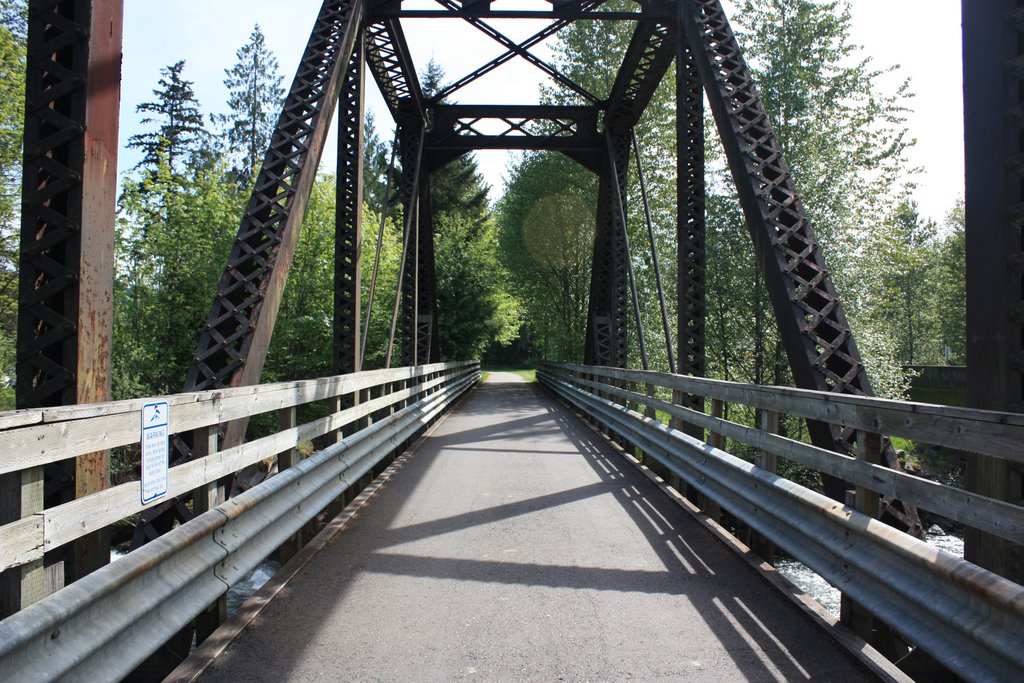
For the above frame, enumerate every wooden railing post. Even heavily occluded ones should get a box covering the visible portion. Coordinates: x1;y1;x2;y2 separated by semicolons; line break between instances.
841;430;881;643
192;424;226;644
0;466;44;617
704;398;725;522
751;410;779;562
669;388;696;495
275;406;305;564
644;381;671;480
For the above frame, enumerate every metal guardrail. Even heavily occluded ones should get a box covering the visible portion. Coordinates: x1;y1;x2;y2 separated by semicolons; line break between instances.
539;363;1024;682
0;362;478;681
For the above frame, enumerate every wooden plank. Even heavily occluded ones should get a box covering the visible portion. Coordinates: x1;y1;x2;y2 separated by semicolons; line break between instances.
191;426;222;516
564;374;1024;543
557;364;1024;463
855;431;881;519
0;362;469;427
0;411;43;431
0;515;44;573
0;467;44;616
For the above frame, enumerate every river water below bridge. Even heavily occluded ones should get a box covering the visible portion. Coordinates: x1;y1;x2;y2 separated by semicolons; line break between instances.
774;528;964;615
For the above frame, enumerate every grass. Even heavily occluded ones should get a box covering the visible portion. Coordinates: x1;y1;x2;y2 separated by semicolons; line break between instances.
481;366;537;383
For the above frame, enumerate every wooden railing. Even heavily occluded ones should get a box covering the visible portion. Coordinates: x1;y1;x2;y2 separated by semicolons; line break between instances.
539;362;1024;681
0;362;478;602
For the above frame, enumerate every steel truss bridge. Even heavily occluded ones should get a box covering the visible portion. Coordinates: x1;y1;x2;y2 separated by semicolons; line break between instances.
0;1;1021;681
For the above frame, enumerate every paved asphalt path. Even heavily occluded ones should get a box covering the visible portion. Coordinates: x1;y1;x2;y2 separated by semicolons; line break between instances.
198;374;876;681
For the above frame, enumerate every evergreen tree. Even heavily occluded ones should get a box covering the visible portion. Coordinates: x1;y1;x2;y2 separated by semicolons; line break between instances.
421;60;490;230
128;60;208;174
216;25;284;181
0;0;25;408
933;202;966;364
362;110;392;215
412;60;515;359
498;152;594;361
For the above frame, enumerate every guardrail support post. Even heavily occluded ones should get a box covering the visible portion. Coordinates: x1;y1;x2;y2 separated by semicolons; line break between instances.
0;467;44;617
191;425;223;515
191;424;226;644
840;430;881;644
644;381;672;480
704;399;724;522
276;407;304;563
751;410;779;562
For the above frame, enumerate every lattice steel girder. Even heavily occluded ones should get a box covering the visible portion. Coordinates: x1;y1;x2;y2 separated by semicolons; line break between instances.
677;31;706;396
962;1;1024;583
427;0;608;104
398;155;438;367
365;17;426;122
17;0;121;412
4;0;123;608
676;0;924;522
186;0;364;443
427;105;603;173
334;30;365;376
585;129;631;368
605;19;676;129
678;0;871;400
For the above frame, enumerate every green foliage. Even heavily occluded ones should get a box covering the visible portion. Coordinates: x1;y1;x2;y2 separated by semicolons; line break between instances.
128;60;208;173
114;153;244;397
0;0;24;408
216;25;285;181
435;212;520;361
362;110;393;215
498;151;594;361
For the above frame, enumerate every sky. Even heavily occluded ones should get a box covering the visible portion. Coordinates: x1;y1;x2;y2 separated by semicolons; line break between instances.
119;0;964;224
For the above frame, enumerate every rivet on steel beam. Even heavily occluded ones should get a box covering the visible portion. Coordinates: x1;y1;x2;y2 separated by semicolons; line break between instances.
1011;351;1024;373
1008;252;1024;273
1010;302;1024;324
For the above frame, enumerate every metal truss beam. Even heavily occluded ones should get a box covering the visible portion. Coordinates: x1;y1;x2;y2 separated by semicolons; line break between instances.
606;19;676;128
426;105;603;173
677;32;706;392
131;0;366;562
185;0;363;401
677;0;921;533
962;0;1024;583
334;31;365;376
398;127;439;366
365;18;426;123
430;0;600;103
3;0;123;615
428;0;607;103
584;129;631;367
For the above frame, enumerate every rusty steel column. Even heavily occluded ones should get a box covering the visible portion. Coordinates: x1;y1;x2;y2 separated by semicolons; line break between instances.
675;21;706;431
1;0;123;616
962;0;1024;583
584;128;631;368
334;29;365;376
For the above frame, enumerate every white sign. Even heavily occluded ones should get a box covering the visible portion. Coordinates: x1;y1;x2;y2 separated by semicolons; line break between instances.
141;402;169;504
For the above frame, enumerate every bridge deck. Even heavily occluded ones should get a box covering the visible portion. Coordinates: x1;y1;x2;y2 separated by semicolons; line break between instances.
196;374;876;681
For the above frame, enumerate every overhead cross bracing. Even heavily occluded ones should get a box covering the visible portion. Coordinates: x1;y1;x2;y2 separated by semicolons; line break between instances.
12;0;928;572
6;1;1023;680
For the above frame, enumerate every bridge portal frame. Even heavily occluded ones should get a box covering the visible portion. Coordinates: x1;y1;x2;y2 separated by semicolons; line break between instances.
12;0;1016;667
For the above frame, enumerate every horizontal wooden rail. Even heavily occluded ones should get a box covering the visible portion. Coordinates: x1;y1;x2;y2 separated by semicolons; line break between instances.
0;365;480;681
564;373;1024;543
551;363;1024;465
539;363;1024;681
0;362;479;575
0;363;472;475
